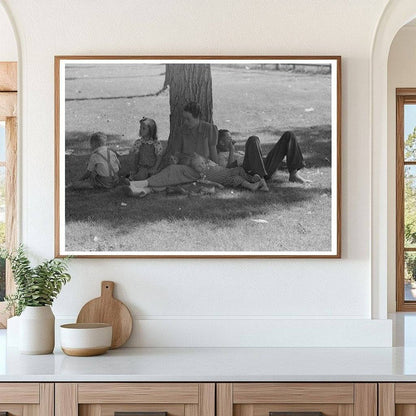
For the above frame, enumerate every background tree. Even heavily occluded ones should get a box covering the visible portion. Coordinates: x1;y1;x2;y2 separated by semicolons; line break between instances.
404;127;416;281
405;126;416;161
405;169;416;245
163;64;213;155
405;127;416;245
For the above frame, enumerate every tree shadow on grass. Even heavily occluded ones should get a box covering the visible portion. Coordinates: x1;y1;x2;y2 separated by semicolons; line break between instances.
64;124;332;230
65;182;330;229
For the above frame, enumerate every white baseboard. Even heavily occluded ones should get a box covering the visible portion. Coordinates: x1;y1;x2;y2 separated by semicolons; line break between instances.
55;317;392;347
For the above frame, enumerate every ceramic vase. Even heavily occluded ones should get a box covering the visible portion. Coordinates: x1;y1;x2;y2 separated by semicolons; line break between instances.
19;306;55;354
6;315;20;347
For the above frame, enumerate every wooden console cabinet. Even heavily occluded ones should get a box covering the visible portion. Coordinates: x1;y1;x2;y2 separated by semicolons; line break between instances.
0;381;407;416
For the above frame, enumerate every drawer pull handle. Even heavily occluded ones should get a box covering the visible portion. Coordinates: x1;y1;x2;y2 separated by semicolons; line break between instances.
270;413;324;416
115;412;168;416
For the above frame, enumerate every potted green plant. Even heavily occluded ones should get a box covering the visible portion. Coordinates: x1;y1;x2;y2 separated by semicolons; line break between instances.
2;245;71;354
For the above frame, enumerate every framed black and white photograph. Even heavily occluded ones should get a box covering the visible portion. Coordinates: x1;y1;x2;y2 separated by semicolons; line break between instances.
55;56;341;258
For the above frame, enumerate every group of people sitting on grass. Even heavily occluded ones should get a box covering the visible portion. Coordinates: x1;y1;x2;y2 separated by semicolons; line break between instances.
70;101;309;197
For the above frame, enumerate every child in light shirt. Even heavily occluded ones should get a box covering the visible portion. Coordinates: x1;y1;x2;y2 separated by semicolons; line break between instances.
70;132;120;190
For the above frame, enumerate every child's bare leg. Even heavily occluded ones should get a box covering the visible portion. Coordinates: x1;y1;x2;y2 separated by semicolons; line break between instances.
258;178;270;191
152;186;166;192
70;180;94;190
240;180;261;191
289;169;311;183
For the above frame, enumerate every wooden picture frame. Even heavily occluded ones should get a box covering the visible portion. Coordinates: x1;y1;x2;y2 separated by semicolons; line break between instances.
55;56;341;258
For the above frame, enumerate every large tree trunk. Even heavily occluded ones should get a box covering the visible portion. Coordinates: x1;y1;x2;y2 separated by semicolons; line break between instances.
164;64;213;155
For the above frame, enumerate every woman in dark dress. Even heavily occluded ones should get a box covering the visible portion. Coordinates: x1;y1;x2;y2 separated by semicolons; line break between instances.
174;101;219;164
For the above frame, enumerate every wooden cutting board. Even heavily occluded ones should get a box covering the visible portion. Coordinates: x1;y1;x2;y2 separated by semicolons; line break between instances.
76;281;133;349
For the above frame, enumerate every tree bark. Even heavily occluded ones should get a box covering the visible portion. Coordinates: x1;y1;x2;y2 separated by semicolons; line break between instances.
164;64;213;155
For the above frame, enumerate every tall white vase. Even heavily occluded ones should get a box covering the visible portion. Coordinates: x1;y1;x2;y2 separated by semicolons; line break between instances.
19;306;55;354
6;315;20;347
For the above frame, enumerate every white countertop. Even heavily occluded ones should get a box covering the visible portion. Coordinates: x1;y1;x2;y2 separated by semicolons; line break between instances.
1;329;416;382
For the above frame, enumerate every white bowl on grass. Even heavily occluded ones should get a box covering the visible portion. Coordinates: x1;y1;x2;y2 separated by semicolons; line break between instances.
60;323;112;356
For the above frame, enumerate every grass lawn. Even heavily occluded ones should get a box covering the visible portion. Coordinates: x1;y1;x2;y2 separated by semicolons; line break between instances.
66;167;331;252
63;64;334;253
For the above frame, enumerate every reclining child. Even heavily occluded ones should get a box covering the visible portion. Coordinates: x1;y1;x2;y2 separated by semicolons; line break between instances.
190;153;269;191
123;152;269;197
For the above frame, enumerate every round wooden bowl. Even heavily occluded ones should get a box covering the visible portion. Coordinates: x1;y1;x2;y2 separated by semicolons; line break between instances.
60;323;112;357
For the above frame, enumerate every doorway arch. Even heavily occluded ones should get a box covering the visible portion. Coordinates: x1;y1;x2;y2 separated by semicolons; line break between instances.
0;1;19;61
371;0;416;319
0;0;20;327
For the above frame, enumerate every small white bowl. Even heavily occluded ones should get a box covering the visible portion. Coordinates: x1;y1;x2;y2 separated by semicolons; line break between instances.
60;323;112;356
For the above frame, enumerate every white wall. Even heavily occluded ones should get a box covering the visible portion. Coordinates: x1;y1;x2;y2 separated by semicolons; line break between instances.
0;0;393;346
387;25;416;312
0;3;17;61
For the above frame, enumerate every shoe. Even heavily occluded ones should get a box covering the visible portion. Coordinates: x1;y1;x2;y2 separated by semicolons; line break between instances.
166;186;187;195
122;186;133;196
119;177;131;186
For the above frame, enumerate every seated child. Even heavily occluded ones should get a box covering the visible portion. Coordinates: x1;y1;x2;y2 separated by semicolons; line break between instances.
129;117;163;180
70;132;120;190
190;153;269;192
217;129;245;168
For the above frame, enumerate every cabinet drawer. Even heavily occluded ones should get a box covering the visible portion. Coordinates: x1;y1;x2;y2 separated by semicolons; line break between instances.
0;383;53;416
217;383;376;416
0;383;39;403
56;383;215;416
78;383;200;404
233;384;354;404
80;403;184;416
